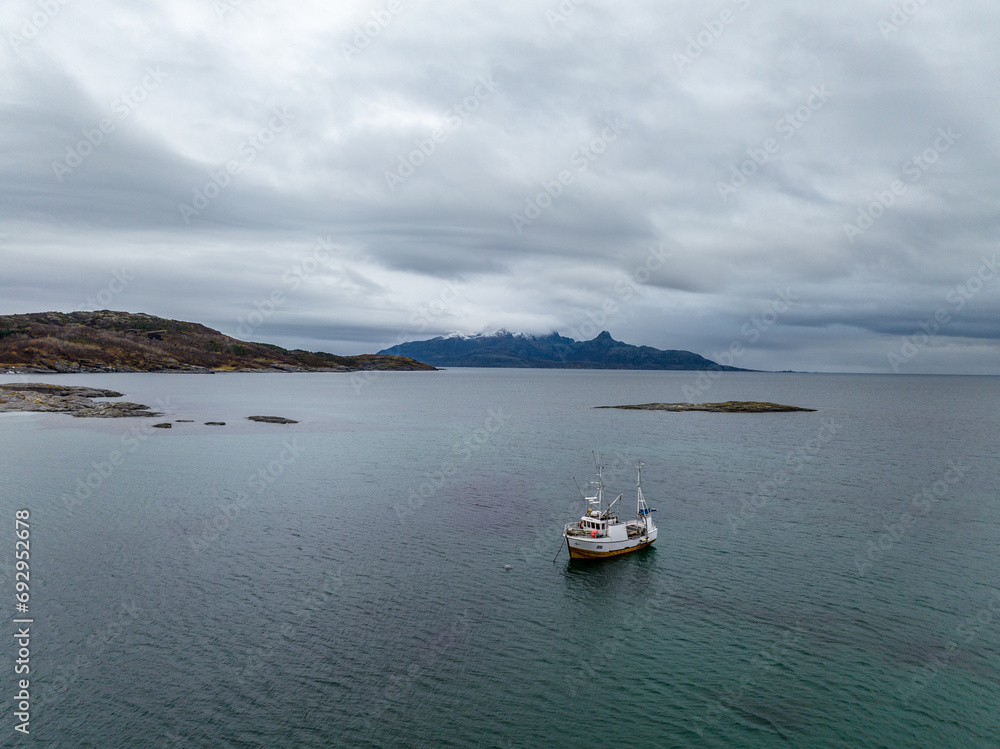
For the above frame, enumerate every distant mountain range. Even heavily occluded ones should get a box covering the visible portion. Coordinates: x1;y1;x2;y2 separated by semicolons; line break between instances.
379;330;750;370
0;311;435;373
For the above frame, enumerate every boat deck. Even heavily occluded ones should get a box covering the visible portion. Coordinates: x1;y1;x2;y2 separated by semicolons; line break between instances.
564;523;648;539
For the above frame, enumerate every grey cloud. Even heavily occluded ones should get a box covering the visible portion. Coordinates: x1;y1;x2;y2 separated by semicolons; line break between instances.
1;0;998;372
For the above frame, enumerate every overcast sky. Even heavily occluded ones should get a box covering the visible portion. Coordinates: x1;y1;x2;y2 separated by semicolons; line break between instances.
1;0;998;373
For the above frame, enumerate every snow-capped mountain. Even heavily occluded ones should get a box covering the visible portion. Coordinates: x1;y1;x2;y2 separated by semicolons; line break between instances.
378;330;750;370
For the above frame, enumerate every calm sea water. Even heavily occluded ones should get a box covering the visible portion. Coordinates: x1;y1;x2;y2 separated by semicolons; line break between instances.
1;370;998;748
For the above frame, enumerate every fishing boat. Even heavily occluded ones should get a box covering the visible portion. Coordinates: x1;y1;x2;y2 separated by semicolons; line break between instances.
563;459;657;560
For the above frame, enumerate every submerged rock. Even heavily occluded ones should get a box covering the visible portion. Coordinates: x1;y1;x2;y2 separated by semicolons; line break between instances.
247;415;298;424
596;400;816;413
74;402;159;418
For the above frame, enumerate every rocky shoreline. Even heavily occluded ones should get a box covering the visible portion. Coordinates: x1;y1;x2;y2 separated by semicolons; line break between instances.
596;400;816;413
0;383;303;423
0;383;160;417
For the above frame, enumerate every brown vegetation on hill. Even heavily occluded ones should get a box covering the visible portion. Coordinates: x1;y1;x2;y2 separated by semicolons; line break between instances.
0;311;435;373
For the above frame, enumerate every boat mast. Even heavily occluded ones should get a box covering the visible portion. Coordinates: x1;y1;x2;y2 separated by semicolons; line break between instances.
635;460;654;533
582;455;604;519
636;460;643;518
594;454;604;516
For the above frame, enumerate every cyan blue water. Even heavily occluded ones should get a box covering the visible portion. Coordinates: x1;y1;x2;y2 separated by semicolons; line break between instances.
1;370;998;747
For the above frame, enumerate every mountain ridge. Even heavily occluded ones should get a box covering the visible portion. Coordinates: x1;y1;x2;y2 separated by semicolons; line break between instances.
378;330;751;370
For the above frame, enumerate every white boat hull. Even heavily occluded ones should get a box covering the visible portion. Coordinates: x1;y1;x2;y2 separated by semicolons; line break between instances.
564;527;657;560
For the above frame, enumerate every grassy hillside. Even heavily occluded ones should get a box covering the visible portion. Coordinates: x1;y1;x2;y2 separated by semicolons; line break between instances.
0;311;435;373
